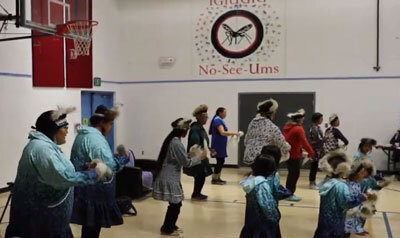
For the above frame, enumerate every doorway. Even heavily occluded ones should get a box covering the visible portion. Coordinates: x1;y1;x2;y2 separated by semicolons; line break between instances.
81;91;115;150
238;92;315;166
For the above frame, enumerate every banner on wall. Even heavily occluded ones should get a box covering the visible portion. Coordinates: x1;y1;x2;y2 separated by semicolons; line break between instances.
192;0;285;78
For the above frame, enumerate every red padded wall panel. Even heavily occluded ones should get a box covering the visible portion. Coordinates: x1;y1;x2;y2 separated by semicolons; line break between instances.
32;32;65;87
65;39;93;88
31;0;64;87
66;0;93;88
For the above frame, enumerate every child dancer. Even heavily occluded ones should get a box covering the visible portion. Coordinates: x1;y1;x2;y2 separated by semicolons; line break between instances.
314;151;369;238
153;118;206;236
261;145;292;200
347;139;391;236
345;158;377;236
354;138;377;161
283;108;315;201
324;114;349;153
309;112;325;189
354;138;390;192
240;154;283;238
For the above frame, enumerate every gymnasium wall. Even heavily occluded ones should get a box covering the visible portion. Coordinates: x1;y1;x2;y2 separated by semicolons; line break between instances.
0;0;123;187
108;0;400;167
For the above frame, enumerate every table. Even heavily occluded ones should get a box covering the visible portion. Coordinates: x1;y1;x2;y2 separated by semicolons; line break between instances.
378;145;400;178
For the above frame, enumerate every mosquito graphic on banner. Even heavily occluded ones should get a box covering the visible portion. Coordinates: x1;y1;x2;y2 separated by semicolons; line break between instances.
192;0;286;79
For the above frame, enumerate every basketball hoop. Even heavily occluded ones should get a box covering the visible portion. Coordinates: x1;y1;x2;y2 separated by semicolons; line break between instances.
57;20;98;58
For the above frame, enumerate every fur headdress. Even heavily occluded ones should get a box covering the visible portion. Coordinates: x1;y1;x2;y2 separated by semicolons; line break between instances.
90;105;119;123
319;150;352;177
329;113;339;124
51;106;76;121
171;118;192;130
287;108;306;120
51;106;76;127
33;106;76;139
192;104;208;117
257;98;278;114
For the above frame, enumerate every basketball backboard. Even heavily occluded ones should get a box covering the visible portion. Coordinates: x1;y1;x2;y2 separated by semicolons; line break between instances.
20;0;89;36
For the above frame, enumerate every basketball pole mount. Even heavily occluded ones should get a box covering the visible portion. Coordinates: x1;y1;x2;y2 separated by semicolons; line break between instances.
0;0;16;34
0;0;51;42
373;0;381;72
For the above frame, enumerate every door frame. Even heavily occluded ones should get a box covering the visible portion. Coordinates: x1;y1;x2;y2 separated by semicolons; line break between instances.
238;92;316;167
81;90;116;150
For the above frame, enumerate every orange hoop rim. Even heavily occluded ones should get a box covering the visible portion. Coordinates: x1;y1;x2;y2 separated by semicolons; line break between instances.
65;20;99;28
57;20;98;36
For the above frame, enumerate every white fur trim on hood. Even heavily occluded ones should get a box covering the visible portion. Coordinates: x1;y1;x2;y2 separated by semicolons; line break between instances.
318;150;352;177
352;158;376;176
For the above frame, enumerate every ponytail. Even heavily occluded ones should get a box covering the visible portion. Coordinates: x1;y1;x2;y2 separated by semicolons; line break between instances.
208;107;226;135
155;128;188;177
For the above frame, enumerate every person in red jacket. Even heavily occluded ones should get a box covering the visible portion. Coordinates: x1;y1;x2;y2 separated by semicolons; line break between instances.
283;108;315;202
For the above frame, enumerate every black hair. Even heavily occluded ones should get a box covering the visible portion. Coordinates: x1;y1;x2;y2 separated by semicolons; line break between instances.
311;113;323;123
209;107;226;135
90;105;119;127
358;138;377;152
258;101;275;119
34;110;67;140
261;145;282;166
260;111;274;120
155;127;188;177
257;101;274;114
251;154;277;178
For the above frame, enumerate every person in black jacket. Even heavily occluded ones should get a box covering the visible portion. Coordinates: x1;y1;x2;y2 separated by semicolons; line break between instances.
183;104;214;200
308;113;325;189
390;129;400;162
324;114;349;153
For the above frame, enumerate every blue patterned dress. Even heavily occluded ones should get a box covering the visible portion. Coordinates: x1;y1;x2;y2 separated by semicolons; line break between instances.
314;179;366;238
344;152;383;234
5;131;98;238
70;126;129;228
353;152;382;193
344;182;365;234
268;173;292;201
240;175;289;238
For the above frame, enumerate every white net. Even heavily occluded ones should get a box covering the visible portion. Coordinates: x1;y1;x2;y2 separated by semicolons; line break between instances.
66;20;98;57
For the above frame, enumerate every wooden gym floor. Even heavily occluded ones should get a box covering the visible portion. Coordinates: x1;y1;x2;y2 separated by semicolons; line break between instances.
0;168;399;238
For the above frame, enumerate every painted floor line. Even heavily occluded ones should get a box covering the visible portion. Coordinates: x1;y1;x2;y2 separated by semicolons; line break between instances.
383;212;394;238
184;198;400;215
385;187;400;193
